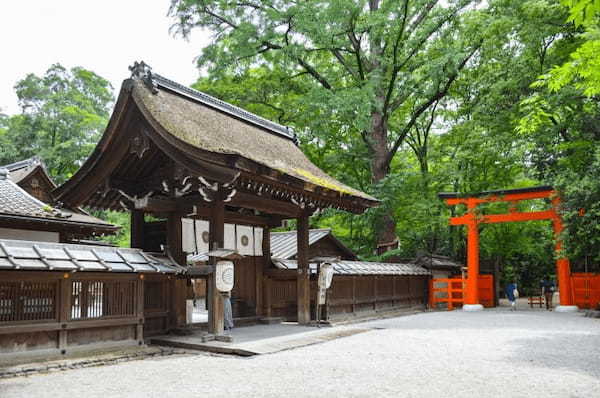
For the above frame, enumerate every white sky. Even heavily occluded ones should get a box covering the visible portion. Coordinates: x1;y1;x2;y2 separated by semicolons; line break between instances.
0;1;210;115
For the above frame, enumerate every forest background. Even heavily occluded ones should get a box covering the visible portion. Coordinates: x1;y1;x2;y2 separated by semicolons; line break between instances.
0;0;599;292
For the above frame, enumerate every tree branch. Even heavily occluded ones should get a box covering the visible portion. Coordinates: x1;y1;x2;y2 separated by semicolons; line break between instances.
385;43;481;167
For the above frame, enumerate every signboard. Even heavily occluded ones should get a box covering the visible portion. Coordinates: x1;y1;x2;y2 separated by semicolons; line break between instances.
318;263;334;289
216;261;235;292
317;263;334;305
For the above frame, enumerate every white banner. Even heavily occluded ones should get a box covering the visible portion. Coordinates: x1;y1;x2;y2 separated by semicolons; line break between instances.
195;219;209;253
236;225;254;256
253;227;263;256
181;218;196;253
224;223;236;251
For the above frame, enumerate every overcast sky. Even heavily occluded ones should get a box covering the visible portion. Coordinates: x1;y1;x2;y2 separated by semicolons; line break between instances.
0;1;210;115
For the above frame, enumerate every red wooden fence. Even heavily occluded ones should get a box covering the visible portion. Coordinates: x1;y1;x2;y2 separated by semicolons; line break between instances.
429;275;494;310
571;273;600;309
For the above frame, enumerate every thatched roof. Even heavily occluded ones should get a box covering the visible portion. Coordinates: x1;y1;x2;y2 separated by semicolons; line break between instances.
132;73;376;202
54;62;378;215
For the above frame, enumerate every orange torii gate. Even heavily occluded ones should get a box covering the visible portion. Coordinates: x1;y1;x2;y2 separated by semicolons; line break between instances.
439;186;578;312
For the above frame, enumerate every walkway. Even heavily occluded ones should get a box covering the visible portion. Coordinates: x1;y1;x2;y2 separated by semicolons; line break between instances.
1;309;599;397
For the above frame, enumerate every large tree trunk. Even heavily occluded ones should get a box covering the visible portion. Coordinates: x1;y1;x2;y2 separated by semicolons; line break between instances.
370;110;398;254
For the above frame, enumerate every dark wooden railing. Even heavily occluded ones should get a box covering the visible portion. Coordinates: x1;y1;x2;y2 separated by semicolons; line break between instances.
0;271;167;360
263;271;429;322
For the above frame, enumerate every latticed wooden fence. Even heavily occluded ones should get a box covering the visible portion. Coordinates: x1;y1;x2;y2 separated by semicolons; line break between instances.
0;271;171;359
263;270;429;321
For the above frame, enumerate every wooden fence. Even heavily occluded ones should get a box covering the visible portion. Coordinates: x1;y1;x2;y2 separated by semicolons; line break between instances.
263;270;429;321
571;273;600;309
0;271;171;362
429;275;495;310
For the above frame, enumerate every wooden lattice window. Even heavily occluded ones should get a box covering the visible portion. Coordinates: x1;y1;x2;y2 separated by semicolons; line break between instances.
0;281;58;323
71;280;136;320
144;281;167;311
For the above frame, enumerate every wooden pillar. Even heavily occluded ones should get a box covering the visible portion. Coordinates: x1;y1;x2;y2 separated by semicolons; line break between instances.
465;221;480;305
58;275;71;354
255;226;270;317
264;277;272;317
552;198;575;308
136;276;145;344
208;200;225;334
130;210;145;249
297;213;311;324
373;275;377;311
464;200;482;309
352;277;356;314
167;213;186;327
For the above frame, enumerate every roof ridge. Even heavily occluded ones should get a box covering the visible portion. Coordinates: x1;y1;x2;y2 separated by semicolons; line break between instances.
128;60;298;144
272;228;332;235
1;156;44;172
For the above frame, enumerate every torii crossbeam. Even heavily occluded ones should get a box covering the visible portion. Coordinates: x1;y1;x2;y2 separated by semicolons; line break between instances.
439;186;578;312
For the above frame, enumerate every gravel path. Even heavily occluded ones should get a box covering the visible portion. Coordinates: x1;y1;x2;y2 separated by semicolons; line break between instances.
1;309;599;398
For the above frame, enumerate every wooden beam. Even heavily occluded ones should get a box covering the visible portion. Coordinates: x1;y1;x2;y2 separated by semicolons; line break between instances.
166;213;186;328
444;189;556;206
180;203;282;227
450;210;557;226
228;191;300;218
297;212;311;324
130;210;145;249
208;200;225;335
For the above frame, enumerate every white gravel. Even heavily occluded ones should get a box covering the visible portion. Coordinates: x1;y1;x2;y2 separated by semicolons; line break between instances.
1;309;599;398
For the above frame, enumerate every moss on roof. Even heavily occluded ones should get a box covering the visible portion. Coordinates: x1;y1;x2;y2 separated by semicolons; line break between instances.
131;80;377;203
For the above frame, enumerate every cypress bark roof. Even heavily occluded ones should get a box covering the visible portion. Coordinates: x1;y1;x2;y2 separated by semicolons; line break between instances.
131;75;377;203
53;62;378;214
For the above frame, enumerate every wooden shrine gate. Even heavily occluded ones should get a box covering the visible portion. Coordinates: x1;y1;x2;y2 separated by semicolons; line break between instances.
429;275;494;310
439;186;578;312
571;273;600;309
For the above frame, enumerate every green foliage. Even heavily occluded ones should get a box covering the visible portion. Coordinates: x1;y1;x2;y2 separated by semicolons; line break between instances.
0;64;114;183
555;147;600;263
94;211;131;248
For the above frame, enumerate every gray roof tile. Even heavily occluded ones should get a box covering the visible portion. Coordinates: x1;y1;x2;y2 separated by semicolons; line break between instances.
0;239;182;274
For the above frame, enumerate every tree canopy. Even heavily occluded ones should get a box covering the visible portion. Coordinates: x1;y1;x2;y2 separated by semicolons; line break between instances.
0;64;113;184
0;0;599;291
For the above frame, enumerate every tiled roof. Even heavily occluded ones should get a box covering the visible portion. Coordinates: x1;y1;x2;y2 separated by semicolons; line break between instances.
0;168;115;228
270;229;333;259
188;228;338;263
0;239;182;273
0;169;65;219
273;259;430;276
414;254;462;270
3;156;53;185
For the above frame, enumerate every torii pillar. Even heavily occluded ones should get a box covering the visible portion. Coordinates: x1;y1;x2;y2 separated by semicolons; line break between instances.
552;197;578;312
442;187;578;312
463;200;483;311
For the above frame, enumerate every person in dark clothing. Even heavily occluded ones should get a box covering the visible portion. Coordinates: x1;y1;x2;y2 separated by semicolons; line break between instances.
540;279;555;310
505;282;518;311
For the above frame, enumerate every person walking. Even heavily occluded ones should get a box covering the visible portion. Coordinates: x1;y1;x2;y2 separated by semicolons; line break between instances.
541;278;555;310
223;291;234;331
505;281;518;311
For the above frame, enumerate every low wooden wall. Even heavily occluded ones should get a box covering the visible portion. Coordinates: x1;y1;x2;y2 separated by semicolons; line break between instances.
263;271;429;322
325;275;428;321
263;270;298;320
143;274;172;337
0;271;170;363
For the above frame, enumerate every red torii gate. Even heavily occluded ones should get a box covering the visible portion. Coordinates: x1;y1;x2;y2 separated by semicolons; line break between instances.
439;186;578;312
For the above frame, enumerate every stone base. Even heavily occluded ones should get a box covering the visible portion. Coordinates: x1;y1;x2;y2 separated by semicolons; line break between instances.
555;305;579;313
463;304;484;312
